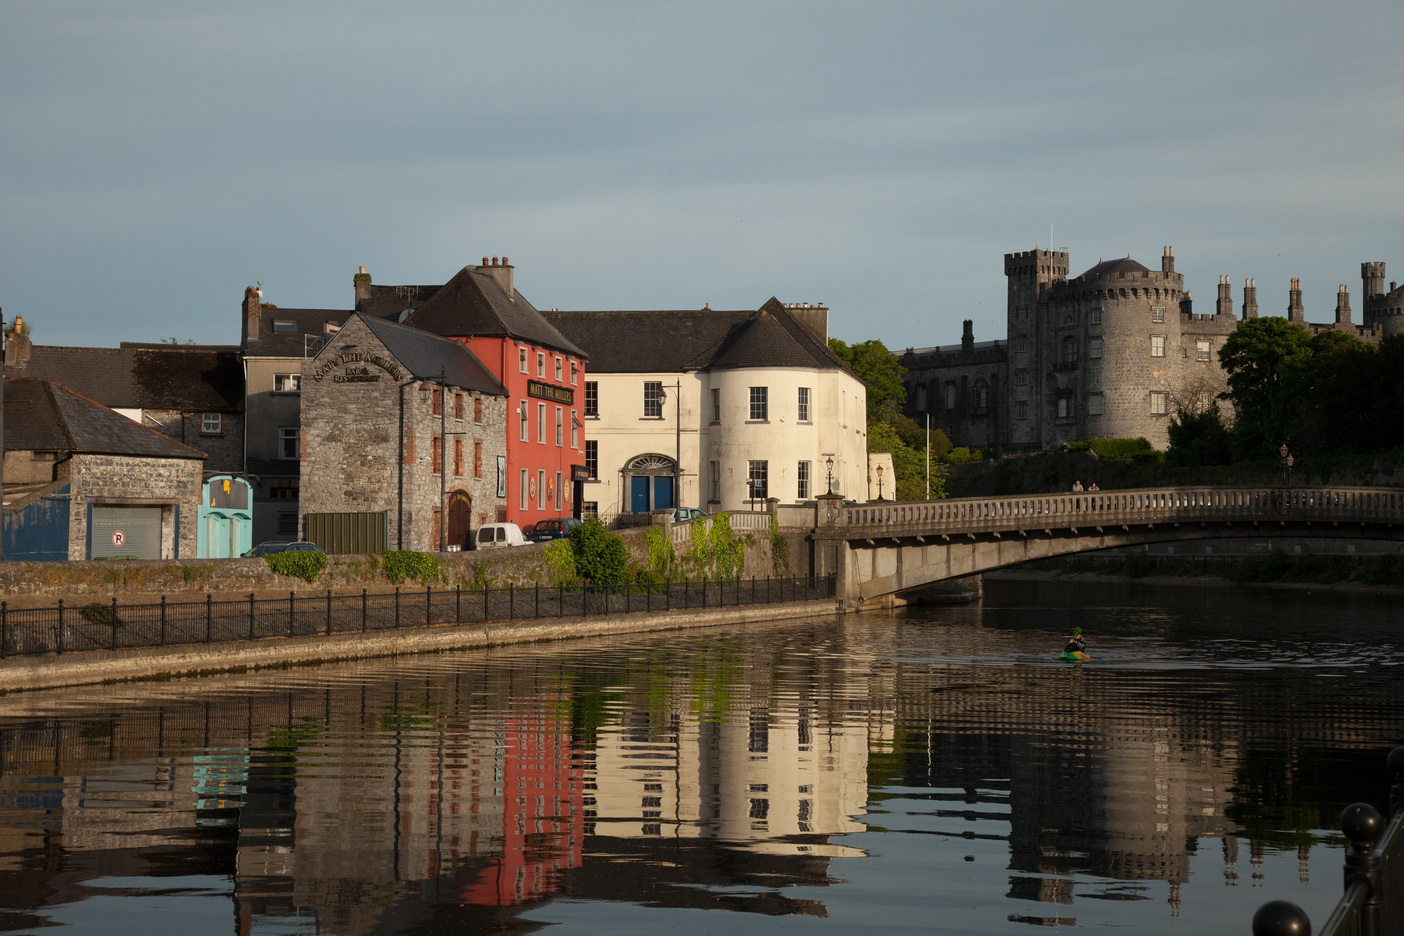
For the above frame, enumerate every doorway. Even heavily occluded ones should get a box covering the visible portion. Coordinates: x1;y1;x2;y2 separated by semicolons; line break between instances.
447;491;472;550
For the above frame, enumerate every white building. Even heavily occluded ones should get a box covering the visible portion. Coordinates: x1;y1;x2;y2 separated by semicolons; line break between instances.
547;299;866;523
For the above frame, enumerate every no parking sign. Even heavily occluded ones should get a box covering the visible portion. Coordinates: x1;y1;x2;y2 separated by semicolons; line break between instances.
112;530;125;548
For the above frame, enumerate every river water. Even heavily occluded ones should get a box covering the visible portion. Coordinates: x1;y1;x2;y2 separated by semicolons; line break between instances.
1;576;1400;935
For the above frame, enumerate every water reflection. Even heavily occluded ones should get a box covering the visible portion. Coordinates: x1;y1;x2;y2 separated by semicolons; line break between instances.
1;578;1401;934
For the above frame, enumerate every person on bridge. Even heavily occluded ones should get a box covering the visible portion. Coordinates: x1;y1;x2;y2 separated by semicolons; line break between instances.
1064;627;1087;656
1072;480;1084;492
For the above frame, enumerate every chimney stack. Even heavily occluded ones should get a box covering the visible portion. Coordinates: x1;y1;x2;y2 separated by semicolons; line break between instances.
242;284;263;345
1161;246;1175;274
961;319;974;354
1335;284;1352;326
353;265;373;311
1241;278;1258;319
1288;278;1305;323
1216;275;1233;317
476;255;515;300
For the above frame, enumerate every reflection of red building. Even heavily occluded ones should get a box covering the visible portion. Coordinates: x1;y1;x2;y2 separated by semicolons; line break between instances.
370;259;587;529
462;695;585;906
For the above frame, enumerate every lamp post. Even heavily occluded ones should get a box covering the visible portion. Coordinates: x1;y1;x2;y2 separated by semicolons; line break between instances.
1278;443;1290;485
1286;454;1294;484
876;464;885;502
822;452;836;496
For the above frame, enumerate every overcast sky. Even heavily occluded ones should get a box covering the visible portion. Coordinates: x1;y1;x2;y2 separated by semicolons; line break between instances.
4;1;1402;353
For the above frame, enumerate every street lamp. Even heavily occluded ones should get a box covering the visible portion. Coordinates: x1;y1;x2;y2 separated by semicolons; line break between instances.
1278;443;1290;485
822;452;836;496
1286;454;1294;483
876;464;885;502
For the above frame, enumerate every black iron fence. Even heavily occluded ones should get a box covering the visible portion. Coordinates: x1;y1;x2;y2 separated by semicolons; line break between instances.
1253;747;1404;936
0;575;836;658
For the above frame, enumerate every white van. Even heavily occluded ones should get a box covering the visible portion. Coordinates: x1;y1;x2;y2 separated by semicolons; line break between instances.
473;522;529;549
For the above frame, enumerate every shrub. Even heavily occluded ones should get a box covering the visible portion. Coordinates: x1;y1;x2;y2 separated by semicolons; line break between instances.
1091;437;1155;462
646;525;674;578
570;518;628;590
708;513;745;580
380;550;441;586
543;539;579;586
266;550;327;583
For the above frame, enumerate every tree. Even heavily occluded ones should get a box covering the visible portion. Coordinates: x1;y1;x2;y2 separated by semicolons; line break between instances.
1165;403;1233;468
1217;317;1314;459
868;422;948;500
829;337;906;423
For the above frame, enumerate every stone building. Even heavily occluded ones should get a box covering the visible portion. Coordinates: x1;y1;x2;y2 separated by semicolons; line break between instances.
299;313;507;552
902;248;1400;453
2;378;205;559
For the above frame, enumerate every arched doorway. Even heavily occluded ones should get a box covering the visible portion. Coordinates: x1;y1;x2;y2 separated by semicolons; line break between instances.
447;491;472;549
625;454;676;514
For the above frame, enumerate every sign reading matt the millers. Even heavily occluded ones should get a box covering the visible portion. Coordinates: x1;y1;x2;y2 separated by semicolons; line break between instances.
527;379;573;404
313;351;404;384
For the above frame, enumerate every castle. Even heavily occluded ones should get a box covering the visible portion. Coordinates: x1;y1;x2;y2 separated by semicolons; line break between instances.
901;248;1404;453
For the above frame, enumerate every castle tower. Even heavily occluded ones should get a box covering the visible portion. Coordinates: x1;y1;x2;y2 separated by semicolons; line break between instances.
1216;276;1233;317
1287;279;1305;323
1004;249;1068;316
1241;279;1258;319
1362;262;1386;302
1335;284;1352;327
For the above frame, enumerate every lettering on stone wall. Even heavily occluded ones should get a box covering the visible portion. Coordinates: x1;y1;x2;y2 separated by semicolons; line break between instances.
313;351;404;384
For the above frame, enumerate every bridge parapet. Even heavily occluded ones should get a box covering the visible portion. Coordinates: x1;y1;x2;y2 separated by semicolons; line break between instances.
821;486;1404;540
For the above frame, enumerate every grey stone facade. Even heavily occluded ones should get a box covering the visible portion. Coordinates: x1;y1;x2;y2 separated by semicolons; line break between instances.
59;453;203;559
299;315;508;551
903;248;1397;453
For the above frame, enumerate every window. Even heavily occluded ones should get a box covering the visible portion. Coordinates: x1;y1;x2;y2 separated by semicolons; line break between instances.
749;386;768;421
519;346;529;373
272;320;296;333
582;501;598;520
1015;369;1028;387
1090;307;1103;325
711;388;721;423
432;436;442;475
1196;338;1212;361
1151;391;1169;415
279;427;299;460
643;381;663;418
274;374;301;392
536;351;546;378
710;461;720;502
797;461;811;500
555;406;564;446
520;468;528;509
945;383;956;410
554;357;563;381
1061;336;1078;363
473;440;482;477
277;512;298;537
201;413;222;433
570;360;579;385
584;381;598;417
454;438;464;476
474;395;483;423
454;392;464;419
1015;400;1029;420
1087;393;1103;415
1152;306;1166;323
519;399;528;441
570;409;579;448
1151;335;1166;357
1057;395;1072;419
537;469;546;509
747;460;769;501
797;387;811;422
537;402;546;443
972;380;989;411
585;440;598;479
1089;337;1103;359
1015;335;1029;354
431;385;442;416
555;471;563;510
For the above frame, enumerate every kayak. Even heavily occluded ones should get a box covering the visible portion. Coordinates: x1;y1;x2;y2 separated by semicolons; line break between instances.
1060;651;1091;661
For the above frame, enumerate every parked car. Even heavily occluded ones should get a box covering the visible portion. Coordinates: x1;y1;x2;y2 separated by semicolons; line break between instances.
672;507;708;522
473;522;529;549
243;541;324;558
527;517;582;542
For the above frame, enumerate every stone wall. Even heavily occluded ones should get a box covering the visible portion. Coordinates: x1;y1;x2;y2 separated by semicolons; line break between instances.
144;409;245;474
58;453;202;559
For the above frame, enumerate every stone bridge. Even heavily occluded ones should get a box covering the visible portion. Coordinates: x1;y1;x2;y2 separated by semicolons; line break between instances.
804;486;1404;609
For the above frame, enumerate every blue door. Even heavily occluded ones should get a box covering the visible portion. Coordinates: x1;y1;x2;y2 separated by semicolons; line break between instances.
631;476;650;513
653;476;675;510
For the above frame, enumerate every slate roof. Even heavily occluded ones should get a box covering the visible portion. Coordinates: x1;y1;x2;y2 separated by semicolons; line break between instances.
401;266;586;358
1080;256;1152;278
5;344;243;411
335;314;507;397
356;283;442;322
244;307;351;357
4;378;207;460
545;300;851;375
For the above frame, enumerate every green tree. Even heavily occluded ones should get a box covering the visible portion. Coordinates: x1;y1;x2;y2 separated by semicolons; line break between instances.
1217;317;1314;459
829;337;907;423
1166;403;1233;468
568;518;627;589
868;422;949;500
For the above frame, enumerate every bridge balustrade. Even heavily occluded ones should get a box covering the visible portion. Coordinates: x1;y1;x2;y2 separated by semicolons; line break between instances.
834;486;1404;536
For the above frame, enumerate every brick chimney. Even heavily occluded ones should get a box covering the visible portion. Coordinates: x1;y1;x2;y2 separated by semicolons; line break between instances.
476;256;514;300
242;285;263;345
354;265;373;311
1216;276;1233;317
1335;284;1352;326
1161;246;1175;274
5;315;31;368
1288;278;1305;323
1241;278;1258;319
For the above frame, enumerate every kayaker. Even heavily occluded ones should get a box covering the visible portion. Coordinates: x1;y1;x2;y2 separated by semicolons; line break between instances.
1064;627;1087;655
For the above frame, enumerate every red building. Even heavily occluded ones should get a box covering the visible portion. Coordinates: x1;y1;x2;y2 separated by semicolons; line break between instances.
356;258;587;529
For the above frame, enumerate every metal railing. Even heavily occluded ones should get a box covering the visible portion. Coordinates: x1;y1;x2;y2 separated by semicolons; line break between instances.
1253;747;1404;936
0;575;836;658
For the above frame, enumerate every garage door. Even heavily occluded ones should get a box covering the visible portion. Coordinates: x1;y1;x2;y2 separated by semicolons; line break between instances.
90;505;163;559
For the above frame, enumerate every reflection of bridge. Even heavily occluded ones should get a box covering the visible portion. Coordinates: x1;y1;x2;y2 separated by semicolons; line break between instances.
808;486;1404;608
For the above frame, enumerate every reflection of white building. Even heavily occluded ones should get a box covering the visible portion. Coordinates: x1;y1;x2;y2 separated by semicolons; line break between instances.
547;300;867;523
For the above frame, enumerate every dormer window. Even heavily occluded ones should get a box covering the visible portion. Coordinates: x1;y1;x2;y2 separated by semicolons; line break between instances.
272;320;296;333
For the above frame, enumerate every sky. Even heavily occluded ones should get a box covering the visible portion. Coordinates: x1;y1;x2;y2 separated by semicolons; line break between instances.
4;1;1402;354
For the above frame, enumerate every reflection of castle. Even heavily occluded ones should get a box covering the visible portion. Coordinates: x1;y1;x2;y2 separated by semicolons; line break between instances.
902;249;1404;452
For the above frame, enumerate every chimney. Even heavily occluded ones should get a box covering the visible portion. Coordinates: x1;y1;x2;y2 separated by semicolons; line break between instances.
1161;246;1175;274
476;255;515;300
1335;284;1352;325
5;315;31;369
1241;278;1258;319
961;319;974;355
354;265;373;311
242;284;263;345
1180;290;1193;317
1216;275;1233;317
1288;278;1305;323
